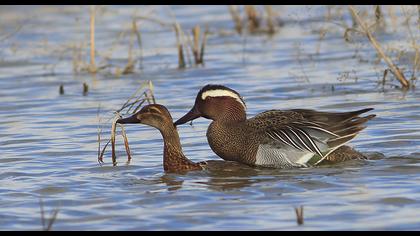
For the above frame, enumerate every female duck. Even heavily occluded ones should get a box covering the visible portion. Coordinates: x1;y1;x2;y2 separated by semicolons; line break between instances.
174;84;376;168
117;104;206;173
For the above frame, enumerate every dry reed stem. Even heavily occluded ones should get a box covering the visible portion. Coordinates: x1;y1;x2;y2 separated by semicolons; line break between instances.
132;99;146;113
122;25;135;74
349;6;410;89
401;6;420;80
245;5;260;32
199;26;209;64
98;139;110;164
418;6;420;28
190;25;208;65
40;199;45;230
111;114;120;166
229;5;243;34
83;82;89;95
294;206;304;225
174;23;186;68
89;5;97;73
97;105;102;164
134;15;172;27
388;6;398;32
148;80;156;104
39;199;59;231
0;21;24;41
192;25;200;64
117;81;149;113
97;81;155;165
132;19;143;70
119;124;132;164
374;5;385;29
265;5;275;35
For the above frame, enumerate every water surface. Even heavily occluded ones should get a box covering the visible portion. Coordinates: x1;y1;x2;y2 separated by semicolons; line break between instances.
0;5;419;230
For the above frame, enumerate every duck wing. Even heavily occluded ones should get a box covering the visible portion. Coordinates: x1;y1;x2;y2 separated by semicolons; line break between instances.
246;108;375;167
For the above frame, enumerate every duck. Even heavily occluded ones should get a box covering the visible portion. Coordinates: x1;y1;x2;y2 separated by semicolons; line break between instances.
117;104;205;173
174;84;376;168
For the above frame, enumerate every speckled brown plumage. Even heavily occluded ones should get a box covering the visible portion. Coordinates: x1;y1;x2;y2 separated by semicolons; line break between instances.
162;140;203;173
175;84;376;168
117;104;204;173
322;145;367;163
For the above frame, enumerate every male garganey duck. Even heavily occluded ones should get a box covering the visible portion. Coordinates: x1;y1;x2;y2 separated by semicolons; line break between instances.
117;104;206;173
174;84;376;168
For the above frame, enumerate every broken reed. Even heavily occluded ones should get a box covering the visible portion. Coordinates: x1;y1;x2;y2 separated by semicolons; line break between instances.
191;25;208;65
175;24;208;69
348;6;410;89
294;206;304;225
97;80;155;166
228;5;278;35
73;6;144;75
39;199;59;231
89;5;97;73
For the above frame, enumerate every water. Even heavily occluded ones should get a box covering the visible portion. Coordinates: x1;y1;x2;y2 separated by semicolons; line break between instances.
0;5;419;230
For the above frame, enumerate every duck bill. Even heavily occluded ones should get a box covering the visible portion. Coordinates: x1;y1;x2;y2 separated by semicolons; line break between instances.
116;114;140;124
174;106;201;126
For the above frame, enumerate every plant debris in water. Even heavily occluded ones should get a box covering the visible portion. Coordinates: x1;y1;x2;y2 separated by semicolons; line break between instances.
97;80;155;166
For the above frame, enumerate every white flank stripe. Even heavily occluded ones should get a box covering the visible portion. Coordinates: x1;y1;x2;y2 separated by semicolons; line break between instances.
305;126;340;137
296;127;324;158
287;127;313;153
268;131;294;149
278;130;304;151
201;89;246;109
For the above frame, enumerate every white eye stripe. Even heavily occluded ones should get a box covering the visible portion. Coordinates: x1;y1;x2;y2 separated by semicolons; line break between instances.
201;89;246;109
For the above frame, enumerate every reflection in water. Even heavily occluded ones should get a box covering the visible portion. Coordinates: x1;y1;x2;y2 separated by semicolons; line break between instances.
159;160;261;191
160;174;184;191
201;160;261;191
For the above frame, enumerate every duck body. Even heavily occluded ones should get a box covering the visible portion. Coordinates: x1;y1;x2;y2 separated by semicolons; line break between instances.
207;109;372;168
174;84;376;168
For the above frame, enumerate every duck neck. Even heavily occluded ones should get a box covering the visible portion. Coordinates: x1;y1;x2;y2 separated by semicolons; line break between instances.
160;125;199;172
214;100;246;123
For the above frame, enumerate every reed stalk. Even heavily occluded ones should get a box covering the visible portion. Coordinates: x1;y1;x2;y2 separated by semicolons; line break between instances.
294;206;304;225
228;5;243;34
199;26;209;65
132;19;143;70
83;82;89;95
349;5;410;89
192;25;200;64
89;5;97;73
97;81;155;165
401;6;420;82
190;25;208;65
97;105;102;164
174;23;186;68
39;199;59;231
245;5;260;32
265;5;275;35
111;114;120;166
119;124;132;164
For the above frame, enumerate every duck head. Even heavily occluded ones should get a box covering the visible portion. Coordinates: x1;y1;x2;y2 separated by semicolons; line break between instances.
174;84;247;126
117;104;174;131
